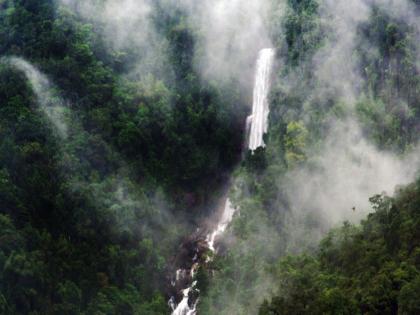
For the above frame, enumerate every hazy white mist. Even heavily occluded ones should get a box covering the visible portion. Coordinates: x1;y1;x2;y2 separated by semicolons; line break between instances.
283;119;420;250
3;57;69;138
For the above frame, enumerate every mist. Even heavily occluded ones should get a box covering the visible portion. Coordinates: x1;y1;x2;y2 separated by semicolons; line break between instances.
59;0;172;80
4;0;418;314
200;0;420;313
178;0;273;84
58;0;274;91
2;57;69;138
2;56;181;248
277;0;420;242
283;119;420;250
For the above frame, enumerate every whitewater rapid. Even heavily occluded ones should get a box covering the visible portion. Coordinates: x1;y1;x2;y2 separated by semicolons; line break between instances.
170;199;236;315
248;48;275;151
206;199;236;252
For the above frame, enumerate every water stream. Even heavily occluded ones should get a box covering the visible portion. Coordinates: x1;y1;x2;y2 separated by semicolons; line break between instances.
169;48;275;314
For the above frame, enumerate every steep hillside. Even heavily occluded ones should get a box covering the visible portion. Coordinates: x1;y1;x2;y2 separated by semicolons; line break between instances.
260;179;420;315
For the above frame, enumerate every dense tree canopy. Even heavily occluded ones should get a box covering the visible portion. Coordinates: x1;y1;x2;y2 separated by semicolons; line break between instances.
0;0;419;314
197;0;420;314
0;0;245;313
259;180;420;315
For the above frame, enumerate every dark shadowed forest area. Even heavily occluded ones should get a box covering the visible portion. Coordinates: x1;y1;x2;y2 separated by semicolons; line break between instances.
0;0;419;314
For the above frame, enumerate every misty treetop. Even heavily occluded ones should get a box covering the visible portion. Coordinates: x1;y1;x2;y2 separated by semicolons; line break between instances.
259;180;420;315
0;0;245;313
197;0;420;314
1;0;420;314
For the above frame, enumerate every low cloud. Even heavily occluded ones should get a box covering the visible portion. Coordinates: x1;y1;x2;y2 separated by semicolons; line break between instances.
3;56;69;138
283;119;420;250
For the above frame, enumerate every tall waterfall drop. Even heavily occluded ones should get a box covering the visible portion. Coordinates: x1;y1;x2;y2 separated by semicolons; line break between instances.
248;48;275;151
169;48;275;315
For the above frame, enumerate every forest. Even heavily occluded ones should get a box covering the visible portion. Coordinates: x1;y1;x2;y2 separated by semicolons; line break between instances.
0;0;419;314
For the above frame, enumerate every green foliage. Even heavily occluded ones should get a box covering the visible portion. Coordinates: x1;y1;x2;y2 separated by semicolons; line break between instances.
283;0;323;66
357;7;420;150
284;121;308;168
260;181;420;315
201;1;420;314
0;0;247;313
0;0;419;314
398;276;420;314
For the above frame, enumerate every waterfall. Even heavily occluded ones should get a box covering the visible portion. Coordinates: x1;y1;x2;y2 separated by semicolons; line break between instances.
205;199;236;252
170;48;275;314
170;198;237;315
248;48;275;151
171;285;198;315
2;57;68;138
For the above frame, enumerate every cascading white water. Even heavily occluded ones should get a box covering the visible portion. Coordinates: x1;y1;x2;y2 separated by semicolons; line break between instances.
205;199;236;252
171;198;236;315
171;284;198;315
248;48;275;151
170;48;275;314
